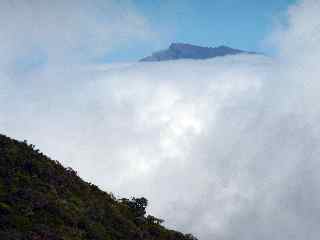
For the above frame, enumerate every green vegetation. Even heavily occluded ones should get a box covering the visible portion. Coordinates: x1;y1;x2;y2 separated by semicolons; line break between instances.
0;134;198;240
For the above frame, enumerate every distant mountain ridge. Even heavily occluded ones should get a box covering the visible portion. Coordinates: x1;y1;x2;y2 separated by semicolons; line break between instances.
140;43;256;62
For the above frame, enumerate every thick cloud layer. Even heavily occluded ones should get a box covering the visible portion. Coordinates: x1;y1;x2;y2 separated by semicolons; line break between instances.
1;0;320;239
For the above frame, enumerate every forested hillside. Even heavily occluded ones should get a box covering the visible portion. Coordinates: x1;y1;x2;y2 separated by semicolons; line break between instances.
0;134;197;240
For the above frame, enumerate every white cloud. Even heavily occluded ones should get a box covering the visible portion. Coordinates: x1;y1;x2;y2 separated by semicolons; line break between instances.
0;0;150;68
1;0;320;239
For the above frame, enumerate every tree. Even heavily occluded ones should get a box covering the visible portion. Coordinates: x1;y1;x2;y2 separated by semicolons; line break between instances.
131;197;148;216
185;233;198;240
146;215;164;225
120;197;148;218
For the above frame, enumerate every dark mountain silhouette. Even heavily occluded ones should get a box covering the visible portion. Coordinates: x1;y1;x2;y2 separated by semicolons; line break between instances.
140;43;256;62
0;134;197;240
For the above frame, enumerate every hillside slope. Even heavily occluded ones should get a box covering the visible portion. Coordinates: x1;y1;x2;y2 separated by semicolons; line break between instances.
0;134;197;240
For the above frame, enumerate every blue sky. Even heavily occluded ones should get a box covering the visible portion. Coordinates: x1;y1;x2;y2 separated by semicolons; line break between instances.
2;0;298;65
108;0;297;61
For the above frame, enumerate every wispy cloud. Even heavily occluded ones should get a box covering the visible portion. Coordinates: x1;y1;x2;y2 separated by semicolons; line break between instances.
0;0;151;69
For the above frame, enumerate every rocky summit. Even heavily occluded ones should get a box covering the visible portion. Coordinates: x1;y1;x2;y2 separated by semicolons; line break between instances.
140;43;256;62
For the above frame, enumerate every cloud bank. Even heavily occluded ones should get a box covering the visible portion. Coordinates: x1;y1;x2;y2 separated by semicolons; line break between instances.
1;0;320;239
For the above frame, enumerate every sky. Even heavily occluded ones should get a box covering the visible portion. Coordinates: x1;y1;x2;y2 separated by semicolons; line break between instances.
1;0;320;240
0;0;297;65
107;0;297;61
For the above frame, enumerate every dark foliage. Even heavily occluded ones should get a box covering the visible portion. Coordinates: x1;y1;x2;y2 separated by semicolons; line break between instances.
0;134;198;240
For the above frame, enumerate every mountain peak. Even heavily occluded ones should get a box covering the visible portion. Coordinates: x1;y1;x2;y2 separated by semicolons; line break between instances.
169;42;201;49
140;43;256;62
